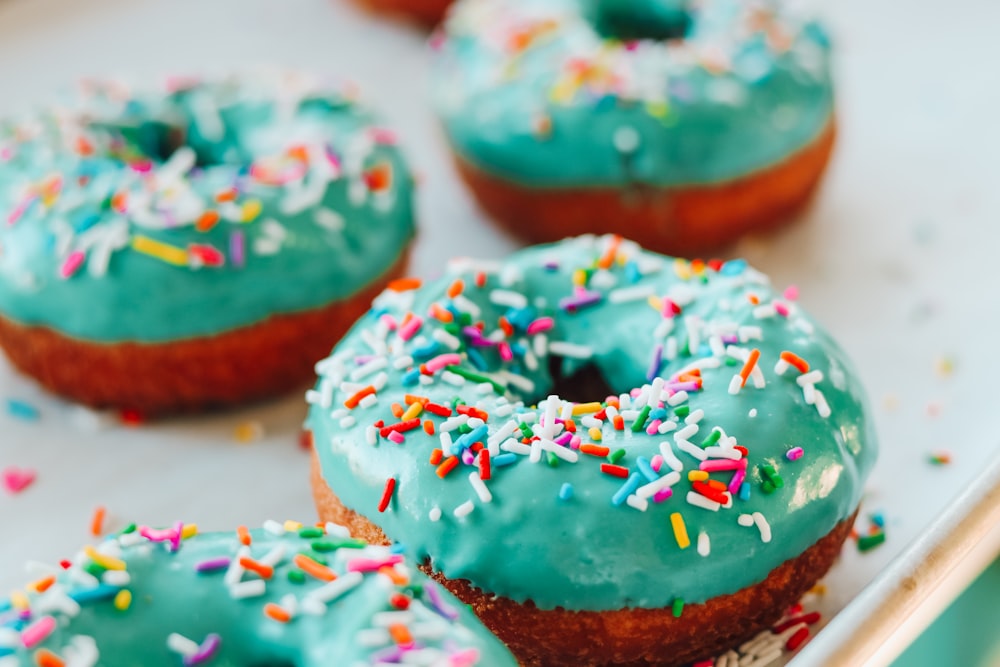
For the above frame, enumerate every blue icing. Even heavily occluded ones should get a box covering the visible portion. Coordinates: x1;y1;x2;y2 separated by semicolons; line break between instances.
432;0;833;187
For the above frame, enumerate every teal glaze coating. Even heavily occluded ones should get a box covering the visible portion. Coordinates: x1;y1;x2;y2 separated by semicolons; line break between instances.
431;0;833;187
0;524;517;666
0;74;414;342
308;236;877;611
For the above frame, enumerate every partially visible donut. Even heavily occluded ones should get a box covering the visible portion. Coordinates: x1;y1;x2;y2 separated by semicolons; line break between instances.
0;521;518;666
432;0;836;255
0;72;415;414
306;235;877;666
349;0;453;27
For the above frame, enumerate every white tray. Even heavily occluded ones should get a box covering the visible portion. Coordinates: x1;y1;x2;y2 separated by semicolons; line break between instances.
1;0;999;664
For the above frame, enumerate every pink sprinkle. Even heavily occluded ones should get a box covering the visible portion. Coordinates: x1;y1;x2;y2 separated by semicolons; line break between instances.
2;466;36;494
569;435;582;449
650;455;664;473
449;648;482;667
380;314;398;331
774;301;790;317
425;353;461;373
498;341;514;362
461;449;475;465
787;447;804;461
526;317;555;335
645;419;661;435
369;127;398;145
662;298;679;318
388;430;405;444
21;615;56;649
229;231;245;268
700;458;747;473
346;555;404;573
783;285;799;301
7;196;34;226
130;159;153;174
727;468;747;495
169;521;184;552
60;250;86;279
398;316;423;342
652;488;673;503
554;432;573;446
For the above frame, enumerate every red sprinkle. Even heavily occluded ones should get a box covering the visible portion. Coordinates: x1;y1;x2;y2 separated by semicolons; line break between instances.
692;481;728;504
378;477;397;513
479;449;491;480
600;463;630;478
772;612;821;634
424;403;452;417
456;405;488;421
785;626;810;651
379;419;421;438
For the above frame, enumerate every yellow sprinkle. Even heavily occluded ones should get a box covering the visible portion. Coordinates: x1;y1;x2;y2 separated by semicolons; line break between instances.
673;258;691;281
241;199;263;222
647;295;663;312
234;421;264;443
114;589;132;611
84;546;126;571
571;402;603;416
572;269;587;287
10;591;29;611
549;79;576;104
181;524;199;539
283;520;303;532
646;101;669;119
809;583;827;595
588;427;602;442
687;471;709;482
401;401;424;421
670;512;690;549
131;235;188;267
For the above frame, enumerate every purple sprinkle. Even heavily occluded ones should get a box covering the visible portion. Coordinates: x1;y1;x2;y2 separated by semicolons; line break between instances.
194;557;231;574
230;230;245;268
462;326;495;347
666;381;701;393
559;290;603;312
354;355;376;365
543;260;559;271
370;645;407;662
461;449;475;465
184;634;221;667
554;432;573;446
424;582;459;621
647;344;663;382
786;447;804;461
722;334;739;345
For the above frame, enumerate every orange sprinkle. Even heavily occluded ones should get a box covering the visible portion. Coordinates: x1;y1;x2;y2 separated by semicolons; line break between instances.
215;187;238;203
389;623;414;646
780;351;810;373
294;554;336;582
90;506;106;537
447;279;464;298
29;575;56;594
748;293;760;305
597;235;622;269
404;394;429;405
613;415;625;430
195;210;220;232
691;258;706;275
429;448;443;465
387;277;422;292
391;403;405;418
707;479;727;491
498;316;514;337
239;557;273;580
75;136;94;156
564;419;577;433
739;348;761;387
423;420;435;435
237;525;252;546
344;385;376;409
35;650;65;667
287;144;310;162
436;456;459;478
430;303;454;323
379;565;409;586
264;603;291;623
580;444;611;457
110;192;128;212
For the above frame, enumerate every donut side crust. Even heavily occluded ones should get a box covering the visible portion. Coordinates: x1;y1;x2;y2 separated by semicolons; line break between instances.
0;251;409;415
310;444;857;667
452;120;836;257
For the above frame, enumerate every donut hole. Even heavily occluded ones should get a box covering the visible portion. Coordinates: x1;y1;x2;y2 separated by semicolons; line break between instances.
586;0;692;42
545;354;616;404
95;120;229;168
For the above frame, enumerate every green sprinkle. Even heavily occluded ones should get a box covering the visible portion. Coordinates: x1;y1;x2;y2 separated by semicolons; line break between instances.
311;538;366;553
287;570;306;584
762;480;776;494
672;598;684;617
607;448;626;464
546;451;559;467
84;562;106;578
444;322;462;336
299;550;328;565
631;405;652;432
858;532;886;552
674;406;690;419
444;365;505;394
118;523;137;535
681;339;691;357
700;429;721;448
724;356;739;366
298;527;323;539
458;423;473;435
458;313;473;326
518;422;533;439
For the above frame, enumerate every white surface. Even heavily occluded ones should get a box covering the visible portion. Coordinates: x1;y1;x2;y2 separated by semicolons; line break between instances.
0;0;998;663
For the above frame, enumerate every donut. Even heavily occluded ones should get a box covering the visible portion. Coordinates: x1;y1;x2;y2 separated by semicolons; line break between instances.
351;0;453;27
306;235;877;666
431;0;836;255
0;521;518;666
0;73;415;414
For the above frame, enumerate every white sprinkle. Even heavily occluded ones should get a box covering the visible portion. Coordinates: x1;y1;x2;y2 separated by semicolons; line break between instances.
704;446;742;460
468;472;493;503
698;531;711;557
452;294;481;318
476;382;494;394
350;357;387;381
339;416;356;429
797;370;824;386
739;326;763;342
738;513;755;527
307;571;364;604
739;630;774;653
365;426;378;445
325;522;351;539
613;125;640;153
744;647;783;667
454;500;475;518
773;359;791;376
373;610;415;627
609;284;654;303
101;570;130;587
620;409;640;421
626;494;649;512
523;349;539;371
532;334;548;359
749;408;758;418
166;633;199;657
487;421;518;449
229;579;266;599
658;420;678;434
548;341;593;359
223;546;251;586
676;440;708;461
263;520;285;536
358;394;377;409
500;439;531;455
489;289;527;309
537;438;579;463
432;328;462;350
802;382;817;405
429;506;442;522
815;389;831;418
728;375;744;395
636;471;681;499
667;390;689;407
684;409;705;425
392;355;413;370
441;415;468;432
664;336;678;360
674;424;698;442
753;304;777;319
441;371;465;386
354;628;388;647
259;544;287;568
313;207;344;231
658;441;684;471
686;491;721;511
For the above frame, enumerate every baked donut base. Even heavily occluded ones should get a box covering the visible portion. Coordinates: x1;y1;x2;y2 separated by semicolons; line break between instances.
0;251;409;415
348;0;452;27
310;444;857;666
453;121;836;258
